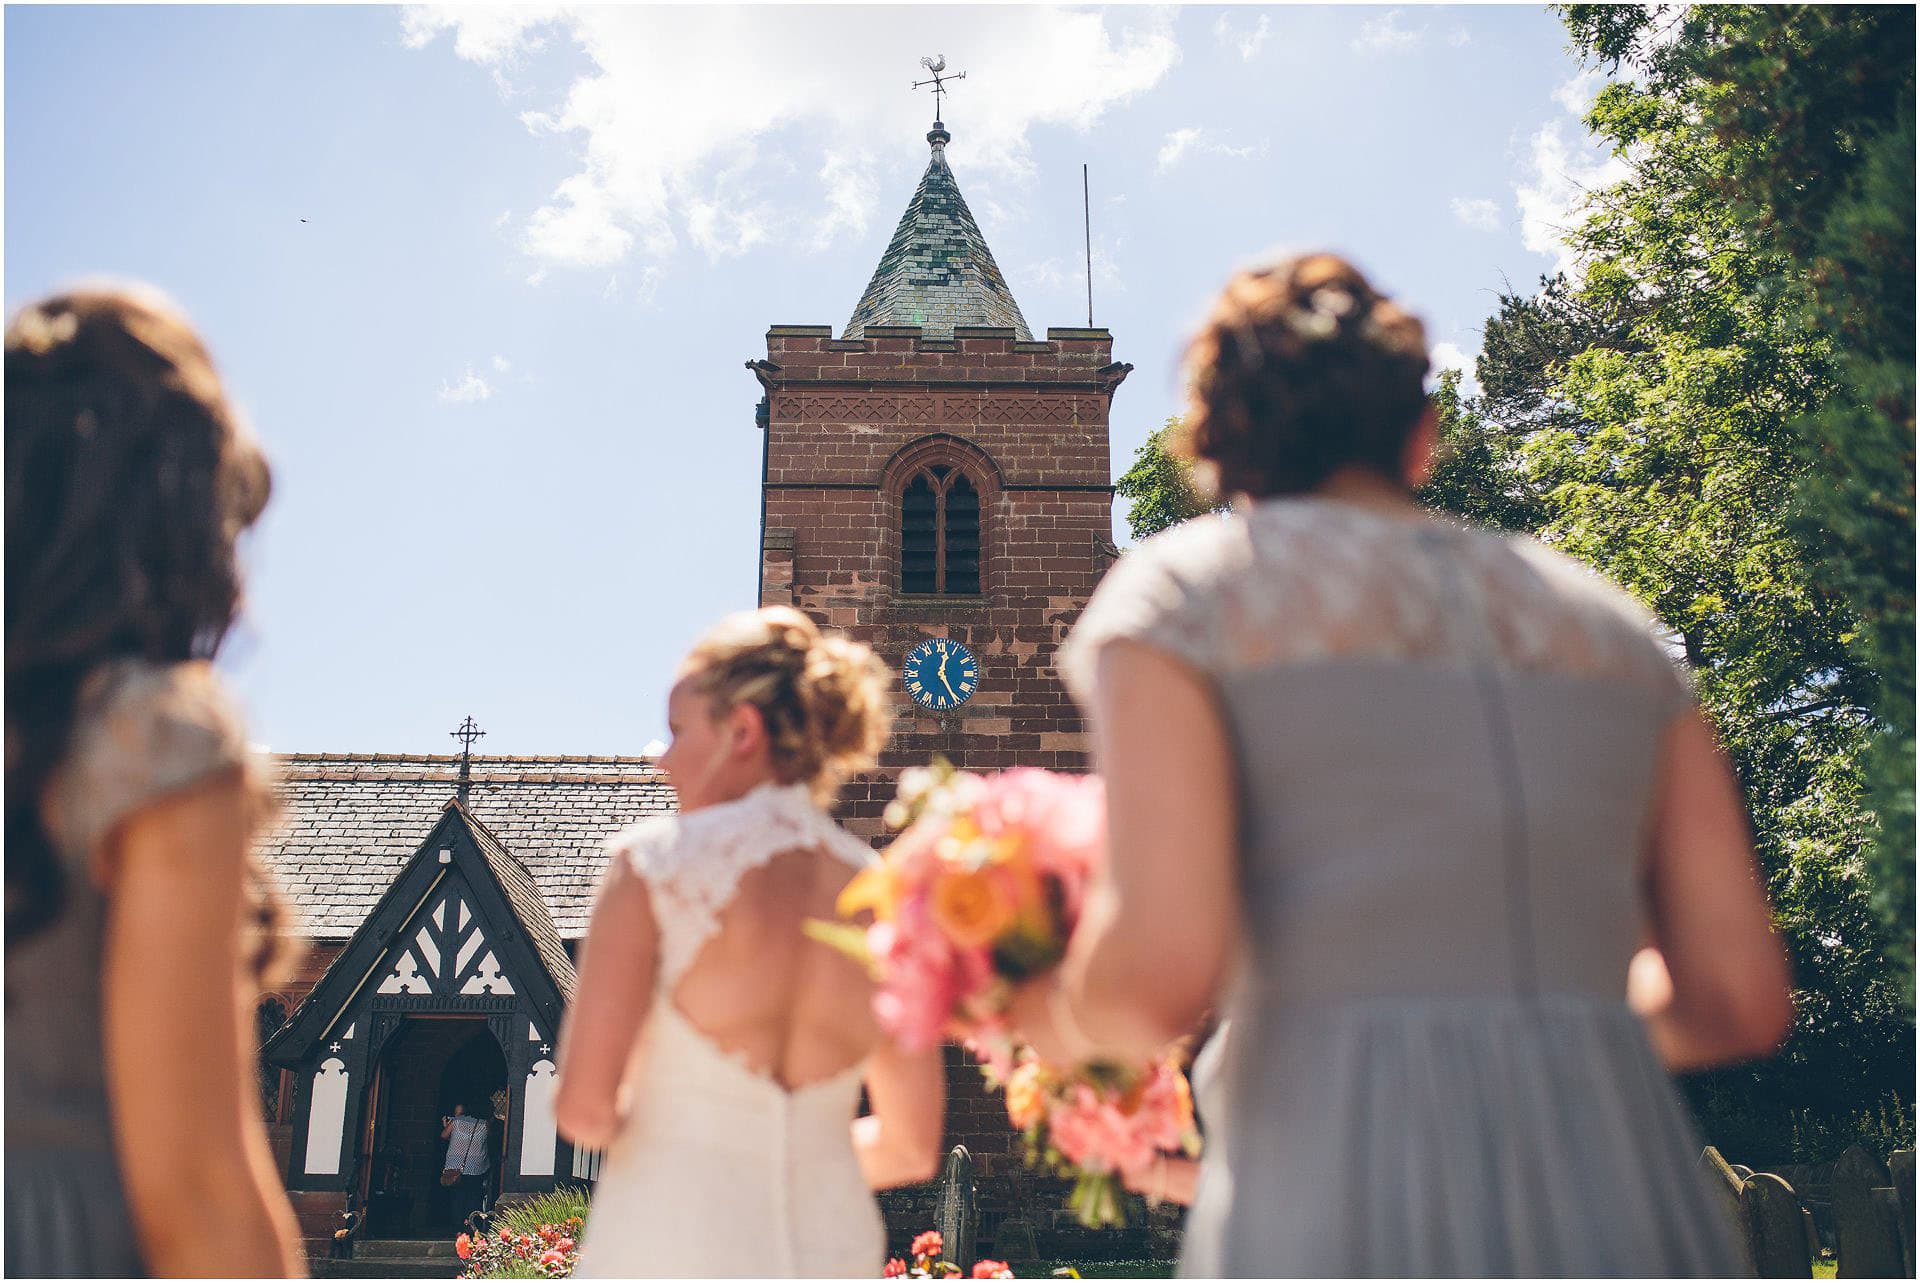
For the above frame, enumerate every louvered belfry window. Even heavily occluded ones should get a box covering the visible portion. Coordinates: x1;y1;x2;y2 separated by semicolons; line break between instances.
900;465;981;595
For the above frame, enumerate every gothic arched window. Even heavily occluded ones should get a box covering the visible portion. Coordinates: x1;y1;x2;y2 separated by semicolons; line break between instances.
900;465;981;595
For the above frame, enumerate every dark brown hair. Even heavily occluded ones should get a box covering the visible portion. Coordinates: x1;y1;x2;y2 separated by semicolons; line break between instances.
1181;253;1431;499
5;285;289;979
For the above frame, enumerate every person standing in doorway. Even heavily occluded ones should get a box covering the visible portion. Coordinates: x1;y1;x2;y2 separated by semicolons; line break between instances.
440;1102;491;1231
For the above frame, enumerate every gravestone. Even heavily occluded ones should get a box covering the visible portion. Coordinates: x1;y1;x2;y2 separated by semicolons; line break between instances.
935;1145;977;1274
1832;1146;1902;1278
1742;1173;1812;1278
1889;1151;1914;1276
1700;1146;1757;1276
992;1218;1039;1264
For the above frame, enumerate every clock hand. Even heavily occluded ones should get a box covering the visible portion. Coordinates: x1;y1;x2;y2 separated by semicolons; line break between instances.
940;669;958;700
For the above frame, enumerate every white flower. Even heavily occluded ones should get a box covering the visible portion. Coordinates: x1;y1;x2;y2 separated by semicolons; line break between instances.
8;308;78;355
1287;307;1339;340
1309;287;1356;318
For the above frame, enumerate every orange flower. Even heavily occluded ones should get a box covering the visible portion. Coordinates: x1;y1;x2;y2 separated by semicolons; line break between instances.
1172;1065;1195;1132
455;1234;472;1261
911;1229;944;1260
930;866;1016;950
1005;1058;1048;1131
836;861;896;920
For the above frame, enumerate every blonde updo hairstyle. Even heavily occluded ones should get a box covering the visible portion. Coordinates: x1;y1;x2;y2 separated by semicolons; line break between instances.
1181;253;1431;500
678;607;890;802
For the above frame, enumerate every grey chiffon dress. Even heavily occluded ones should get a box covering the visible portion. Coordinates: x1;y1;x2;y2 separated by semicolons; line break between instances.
1059;497;1745;1278
5;659;253;1278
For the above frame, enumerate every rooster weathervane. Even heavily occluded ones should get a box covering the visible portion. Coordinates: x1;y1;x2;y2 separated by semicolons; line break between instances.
912;55;965;125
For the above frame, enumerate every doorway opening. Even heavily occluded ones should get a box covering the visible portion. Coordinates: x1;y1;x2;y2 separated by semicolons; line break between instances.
362;1017;506;1239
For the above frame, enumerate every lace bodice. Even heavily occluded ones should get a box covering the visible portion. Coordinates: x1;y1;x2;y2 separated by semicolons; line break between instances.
1058;497;1690;715
606;782;876;992
578;784;886;1278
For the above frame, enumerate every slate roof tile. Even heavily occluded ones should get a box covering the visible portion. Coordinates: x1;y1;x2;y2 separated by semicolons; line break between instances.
259;753;675;941
844;126;1031;340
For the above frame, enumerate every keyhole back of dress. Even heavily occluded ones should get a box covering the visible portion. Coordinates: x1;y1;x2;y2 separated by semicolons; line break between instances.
667;844;878;1093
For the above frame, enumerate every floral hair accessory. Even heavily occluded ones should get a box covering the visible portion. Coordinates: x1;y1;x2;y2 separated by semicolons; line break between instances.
7;307;78;355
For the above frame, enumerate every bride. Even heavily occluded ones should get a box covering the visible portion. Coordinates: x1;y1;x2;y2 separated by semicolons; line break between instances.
555;608;945;1278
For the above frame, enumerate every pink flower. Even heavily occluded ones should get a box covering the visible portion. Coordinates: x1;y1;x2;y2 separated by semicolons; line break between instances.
455;1234;472;1261
539;1247;565;1266
972;1260;1014;1279
911;1229;943;1260
556;1237;575;1253
883;1259;908;1277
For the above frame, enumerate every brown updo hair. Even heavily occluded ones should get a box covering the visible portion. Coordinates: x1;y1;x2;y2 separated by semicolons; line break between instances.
1181;253;1430;500
5;284;289;980
679;607;890;803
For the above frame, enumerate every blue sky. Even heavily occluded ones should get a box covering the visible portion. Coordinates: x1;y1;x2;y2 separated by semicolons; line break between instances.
5;4;1620;755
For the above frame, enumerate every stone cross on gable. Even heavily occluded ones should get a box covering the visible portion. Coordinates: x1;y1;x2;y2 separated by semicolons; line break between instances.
451;715;485;802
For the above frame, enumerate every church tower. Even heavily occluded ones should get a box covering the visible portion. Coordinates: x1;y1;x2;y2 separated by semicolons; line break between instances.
748;113;1129;837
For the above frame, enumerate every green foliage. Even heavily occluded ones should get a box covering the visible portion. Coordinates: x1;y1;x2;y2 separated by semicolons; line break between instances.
1415;369;1546;532
1479;2;1919;1158
1113;418;1222;541
490;1185;591;1239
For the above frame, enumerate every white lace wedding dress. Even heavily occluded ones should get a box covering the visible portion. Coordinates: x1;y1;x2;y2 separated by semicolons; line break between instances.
573;783;887;1279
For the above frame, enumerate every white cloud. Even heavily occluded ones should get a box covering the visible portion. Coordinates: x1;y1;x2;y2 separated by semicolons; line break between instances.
1513;71;1633;276
1352;9;1424;55
640;738;666;758
809;148;880;252
402;6;1180;274
1157;127;1261;172
438;368;493;404
1213;12;1271;61
1450;196;1502;233
1429;340;1481;396
490;354;511;373
1448;28;1471;48
1552;67;1611;116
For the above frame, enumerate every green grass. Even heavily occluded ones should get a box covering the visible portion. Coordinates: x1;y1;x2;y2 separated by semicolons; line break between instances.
1812;1256;1837;1280
487;1184;591;1238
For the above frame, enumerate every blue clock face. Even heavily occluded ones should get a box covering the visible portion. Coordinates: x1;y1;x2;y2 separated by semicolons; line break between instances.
903;639;979;711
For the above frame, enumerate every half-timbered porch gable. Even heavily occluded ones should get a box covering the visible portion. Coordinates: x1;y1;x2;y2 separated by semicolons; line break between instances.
264;799;580;1197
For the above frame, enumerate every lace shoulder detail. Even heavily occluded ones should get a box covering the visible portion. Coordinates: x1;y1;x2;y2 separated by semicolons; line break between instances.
608;783;875;988
1060;499;1694;715
1057;513;1251;704
41;658;255;867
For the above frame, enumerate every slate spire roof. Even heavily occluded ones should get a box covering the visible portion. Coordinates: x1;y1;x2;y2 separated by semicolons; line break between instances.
844;123;1032;340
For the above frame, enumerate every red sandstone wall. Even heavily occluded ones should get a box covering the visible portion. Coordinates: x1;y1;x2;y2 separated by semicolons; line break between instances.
756;323;1127;1250
755;325;1124;838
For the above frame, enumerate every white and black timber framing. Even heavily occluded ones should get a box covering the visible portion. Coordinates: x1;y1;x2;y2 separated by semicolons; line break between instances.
264;798;578;1198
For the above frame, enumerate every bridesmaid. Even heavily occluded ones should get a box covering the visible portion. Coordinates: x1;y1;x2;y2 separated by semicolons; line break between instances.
5;286;306;1276
1017;253;1791;1276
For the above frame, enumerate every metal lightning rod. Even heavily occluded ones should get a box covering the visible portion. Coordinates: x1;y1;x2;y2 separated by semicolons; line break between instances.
1083;163;1094;328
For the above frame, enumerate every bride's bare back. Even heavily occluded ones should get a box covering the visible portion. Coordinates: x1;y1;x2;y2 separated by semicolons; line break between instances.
670;845;879;1091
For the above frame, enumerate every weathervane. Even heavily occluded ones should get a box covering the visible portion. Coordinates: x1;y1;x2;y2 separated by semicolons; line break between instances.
451;715;485;801
912;55;965;125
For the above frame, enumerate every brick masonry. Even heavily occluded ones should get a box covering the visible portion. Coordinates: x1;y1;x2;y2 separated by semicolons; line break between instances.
752;321;1132;1250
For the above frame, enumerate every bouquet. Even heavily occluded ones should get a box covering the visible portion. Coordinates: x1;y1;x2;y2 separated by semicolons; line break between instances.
811;760;1201;1228
1004;1049;1200;1228
806;761;1104;1077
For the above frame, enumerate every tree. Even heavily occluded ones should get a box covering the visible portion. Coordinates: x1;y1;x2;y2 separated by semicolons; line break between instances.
1490;3;1918;1155
1113;417;1223;541
1416;369;1547;532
